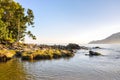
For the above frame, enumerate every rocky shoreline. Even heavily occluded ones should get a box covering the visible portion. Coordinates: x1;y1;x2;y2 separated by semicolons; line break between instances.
0;43;102;62
0;43;81;62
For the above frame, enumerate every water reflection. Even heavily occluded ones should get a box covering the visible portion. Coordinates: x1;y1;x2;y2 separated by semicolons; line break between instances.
0;58;26;80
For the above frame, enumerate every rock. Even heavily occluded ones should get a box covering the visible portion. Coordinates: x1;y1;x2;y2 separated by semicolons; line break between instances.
79;46;89;50
92;46;102;49
88;51;101;56
0;54;7;62
15;51;22;57
0;44;8;50
66;43;80;49
0;50;16;62
21;49;74;60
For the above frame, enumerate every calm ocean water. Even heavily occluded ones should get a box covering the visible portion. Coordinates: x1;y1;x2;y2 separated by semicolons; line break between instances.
0;44;120;80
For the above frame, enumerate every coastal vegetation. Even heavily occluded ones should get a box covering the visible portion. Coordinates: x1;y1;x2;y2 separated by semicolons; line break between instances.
0;0;37;61
0;0;36;45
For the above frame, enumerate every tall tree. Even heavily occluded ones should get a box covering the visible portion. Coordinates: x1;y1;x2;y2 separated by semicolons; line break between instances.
0;0;36;44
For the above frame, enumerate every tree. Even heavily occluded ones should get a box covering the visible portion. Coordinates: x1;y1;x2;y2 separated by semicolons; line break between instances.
0;0;36;44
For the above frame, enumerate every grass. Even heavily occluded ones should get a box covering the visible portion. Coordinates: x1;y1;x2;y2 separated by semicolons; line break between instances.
22;49;74;60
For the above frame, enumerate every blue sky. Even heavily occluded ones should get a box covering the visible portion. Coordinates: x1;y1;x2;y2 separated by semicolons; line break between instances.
15;0;120;44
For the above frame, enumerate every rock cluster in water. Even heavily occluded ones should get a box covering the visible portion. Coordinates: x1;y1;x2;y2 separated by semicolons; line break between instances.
0;43;103;62
0;43;81;62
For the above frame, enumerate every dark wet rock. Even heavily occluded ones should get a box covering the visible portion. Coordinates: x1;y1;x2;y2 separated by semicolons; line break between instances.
92;46;102;49
79;46;89;50
15;51;23;57
87;51;101;56
89;51;101;56
66;43;80;49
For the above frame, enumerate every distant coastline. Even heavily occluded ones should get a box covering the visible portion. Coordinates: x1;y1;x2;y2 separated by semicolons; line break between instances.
89;32;120;44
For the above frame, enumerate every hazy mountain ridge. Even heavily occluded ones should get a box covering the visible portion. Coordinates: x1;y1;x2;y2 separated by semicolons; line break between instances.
89;32;120;44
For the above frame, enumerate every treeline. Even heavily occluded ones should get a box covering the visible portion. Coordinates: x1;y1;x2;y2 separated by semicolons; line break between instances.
0;0;36;44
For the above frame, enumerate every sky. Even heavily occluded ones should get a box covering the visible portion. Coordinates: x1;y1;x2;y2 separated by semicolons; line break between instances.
15;0;120;44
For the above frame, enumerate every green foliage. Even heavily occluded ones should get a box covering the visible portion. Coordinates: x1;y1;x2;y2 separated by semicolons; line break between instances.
0;0;36;44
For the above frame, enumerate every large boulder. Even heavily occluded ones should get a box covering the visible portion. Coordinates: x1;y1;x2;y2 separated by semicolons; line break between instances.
66;43;80;49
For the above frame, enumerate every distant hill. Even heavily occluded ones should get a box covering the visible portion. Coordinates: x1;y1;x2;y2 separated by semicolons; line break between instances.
89;32;120;44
